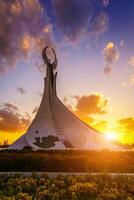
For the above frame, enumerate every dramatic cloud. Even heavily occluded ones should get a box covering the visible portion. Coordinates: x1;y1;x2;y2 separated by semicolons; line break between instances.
75;93;109;115
17;87;26;95
117;118;134;131
53;0;92;42
129;56;134;67
91;12;109;36
53;0;109;42
115;118;134;144
65;95;134;145
0;103;30;133
63;93;109;117
0;0;53;75
32;106;39;115
63;92;110;125
103;42;120;74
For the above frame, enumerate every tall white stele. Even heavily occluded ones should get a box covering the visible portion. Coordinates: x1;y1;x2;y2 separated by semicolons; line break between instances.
9;47;123;150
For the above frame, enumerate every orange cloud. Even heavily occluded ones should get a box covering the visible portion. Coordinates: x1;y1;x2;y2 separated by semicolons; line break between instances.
11;1;21;14
104;42;119;62
63;92;110;126
92;120;108;133
0;103;30;133
103;42;120;74
117;118;134;132
75;93;109;116
115;118;134;144
21;34;31;53
63;93;134;145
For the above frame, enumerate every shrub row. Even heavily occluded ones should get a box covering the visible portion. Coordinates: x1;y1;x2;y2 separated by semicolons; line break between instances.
0;150;134;172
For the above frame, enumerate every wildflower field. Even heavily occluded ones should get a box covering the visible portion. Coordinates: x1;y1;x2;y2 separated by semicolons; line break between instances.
0;173;134;200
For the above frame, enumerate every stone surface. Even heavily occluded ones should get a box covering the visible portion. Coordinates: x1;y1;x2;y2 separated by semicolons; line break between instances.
8;48;124;151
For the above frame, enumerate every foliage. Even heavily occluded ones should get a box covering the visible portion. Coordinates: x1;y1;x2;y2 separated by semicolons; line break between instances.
0;174;134;199
0;150;134;172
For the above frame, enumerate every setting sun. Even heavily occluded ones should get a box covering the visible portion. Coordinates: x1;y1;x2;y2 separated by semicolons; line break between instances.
105;131;118;141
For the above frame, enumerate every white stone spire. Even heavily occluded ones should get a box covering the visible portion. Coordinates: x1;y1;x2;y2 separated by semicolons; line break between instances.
8;47;123;150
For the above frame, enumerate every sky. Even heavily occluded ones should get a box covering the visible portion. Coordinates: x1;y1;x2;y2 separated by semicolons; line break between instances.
0;0;134;145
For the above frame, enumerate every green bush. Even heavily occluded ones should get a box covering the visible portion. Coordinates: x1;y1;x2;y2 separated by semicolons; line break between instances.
0;150;134;172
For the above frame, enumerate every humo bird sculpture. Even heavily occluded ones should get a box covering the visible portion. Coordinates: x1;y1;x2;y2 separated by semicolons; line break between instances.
42;46;58;69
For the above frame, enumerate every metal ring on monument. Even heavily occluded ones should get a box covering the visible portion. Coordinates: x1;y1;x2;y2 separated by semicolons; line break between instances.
42;46;57;69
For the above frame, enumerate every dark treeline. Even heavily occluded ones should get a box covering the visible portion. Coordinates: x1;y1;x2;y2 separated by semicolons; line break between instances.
0;173;134;199
0;150;134;172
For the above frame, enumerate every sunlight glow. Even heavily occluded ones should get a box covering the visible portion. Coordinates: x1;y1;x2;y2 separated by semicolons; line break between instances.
105;131;118;141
